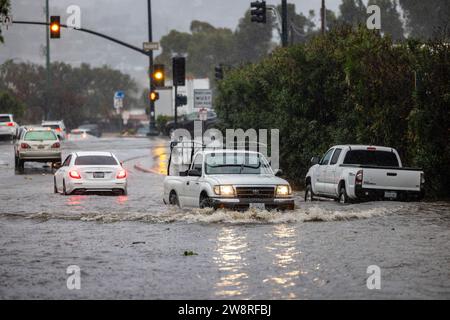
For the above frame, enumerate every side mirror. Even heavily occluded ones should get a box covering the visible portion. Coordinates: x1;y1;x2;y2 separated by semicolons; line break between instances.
275;169;283;177
187;169;202;177
120;161;124;167
311;156;320;166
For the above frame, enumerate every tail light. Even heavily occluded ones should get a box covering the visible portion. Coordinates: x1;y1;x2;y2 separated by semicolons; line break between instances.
6;122;14;127
355;170;363;186
20;143;31;149
367;147;377;151
55;128;62;132
69;170;81;179
51;142;60;148
420;173;425;186
116;169;127;179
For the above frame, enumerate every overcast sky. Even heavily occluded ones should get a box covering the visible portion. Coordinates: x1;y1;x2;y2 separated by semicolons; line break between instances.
1;0;342;88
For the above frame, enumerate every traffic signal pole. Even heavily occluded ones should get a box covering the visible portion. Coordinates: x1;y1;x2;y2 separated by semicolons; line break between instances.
147;0;158;136
281;0;288;47
45;0;51;120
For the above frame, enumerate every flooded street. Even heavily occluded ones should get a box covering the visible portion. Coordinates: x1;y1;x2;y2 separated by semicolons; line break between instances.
0;137;449;299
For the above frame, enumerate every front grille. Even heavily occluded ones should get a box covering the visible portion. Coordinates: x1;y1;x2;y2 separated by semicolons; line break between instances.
235;186;275;199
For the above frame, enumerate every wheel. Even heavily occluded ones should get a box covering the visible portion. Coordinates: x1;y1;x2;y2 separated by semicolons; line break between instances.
122;188;128;196
199;194;214;209
14;155;19;169
339;185;350;204
169;191;180;207
63;179;69;195
304;184;315;202
18;159;25;170
53;177;58;194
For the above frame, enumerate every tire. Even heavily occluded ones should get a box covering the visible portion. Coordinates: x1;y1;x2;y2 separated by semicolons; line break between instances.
199;194;214;209
53;177;58;194
304;184;315;202
339;185;350;204
63;179;69;195
18;159;24;170
14;155;19;170
169;191;180;207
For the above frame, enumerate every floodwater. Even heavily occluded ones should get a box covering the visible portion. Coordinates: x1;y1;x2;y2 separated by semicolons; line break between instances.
0;137;449;299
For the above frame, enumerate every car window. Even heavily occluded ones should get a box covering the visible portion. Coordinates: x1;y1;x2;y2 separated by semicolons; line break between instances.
43;124;60;130
320;149;334;165
330;148;342;165
0;116;12;122
74;156;118;166
343;150;400;167
191;154;203;172
24;131;57;141
62;155;72;167
205;153;272;175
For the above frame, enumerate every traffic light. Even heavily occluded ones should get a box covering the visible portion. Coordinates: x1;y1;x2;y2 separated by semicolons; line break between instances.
215;65;223;81
173;57;186;86
152;64;165;88
250;1;266;23
175;95;187;107
50;16;61;38
150;91;159;102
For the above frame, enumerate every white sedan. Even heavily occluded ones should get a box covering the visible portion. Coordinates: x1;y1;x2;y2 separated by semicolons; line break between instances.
54;151;127;195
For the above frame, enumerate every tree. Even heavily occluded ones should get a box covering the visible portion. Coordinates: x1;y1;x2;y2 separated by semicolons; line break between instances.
400;0;450;40
338;0;367;27
0;0;10;43
368;0;404;41
0;91;25;118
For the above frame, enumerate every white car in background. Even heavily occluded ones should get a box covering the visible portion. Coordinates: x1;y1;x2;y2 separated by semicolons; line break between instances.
14;127;62;170
54;151;127;195
0;114;18;140
42;120;67;140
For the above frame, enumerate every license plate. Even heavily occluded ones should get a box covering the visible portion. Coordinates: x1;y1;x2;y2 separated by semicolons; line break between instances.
384;191;397;199
250;203;265;210
38;145;45;149
93;172;104;179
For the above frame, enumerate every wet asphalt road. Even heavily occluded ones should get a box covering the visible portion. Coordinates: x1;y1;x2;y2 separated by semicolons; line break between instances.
0;136;449;299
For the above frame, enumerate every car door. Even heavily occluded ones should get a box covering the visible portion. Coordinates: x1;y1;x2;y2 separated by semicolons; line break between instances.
316;149;334;194
325;148;342;195
56;154;72;187
184;154;203;206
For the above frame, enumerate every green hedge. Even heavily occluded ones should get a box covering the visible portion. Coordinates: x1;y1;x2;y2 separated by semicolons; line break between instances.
215;27;450;198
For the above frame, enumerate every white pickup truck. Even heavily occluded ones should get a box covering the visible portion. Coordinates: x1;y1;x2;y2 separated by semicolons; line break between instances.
305;145;425;203
163;142;295;211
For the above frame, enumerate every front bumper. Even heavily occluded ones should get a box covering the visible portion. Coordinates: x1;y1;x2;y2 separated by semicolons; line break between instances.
19;151;61;161
211;197;295;211
355;186;425;201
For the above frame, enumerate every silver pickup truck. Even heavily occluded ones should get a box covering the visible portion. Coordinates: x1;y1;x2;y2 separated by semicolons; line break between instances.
305;145;425;203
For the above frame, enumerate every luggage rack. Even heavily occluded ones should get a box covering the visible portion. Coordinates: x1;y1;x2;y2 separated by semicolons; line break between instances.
167;138;268;176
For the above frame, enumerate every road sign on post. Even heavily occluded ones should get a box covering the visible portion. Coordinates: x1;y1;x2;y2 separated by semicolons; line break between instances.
143;42;159;52
114;91;125;113
194;89;212;109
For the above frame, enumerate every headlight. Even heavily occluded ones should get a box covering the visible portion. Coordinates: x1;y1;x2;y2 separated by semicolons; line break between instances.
276;185;291;197
214;185;236;197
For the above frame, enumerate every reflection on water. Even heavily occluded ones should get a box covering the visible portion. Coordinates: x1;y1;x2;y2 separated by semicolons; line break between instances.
214;227;249;298
66;195;86;206
116;195;128;205
151;145;168;175
264;224;305;299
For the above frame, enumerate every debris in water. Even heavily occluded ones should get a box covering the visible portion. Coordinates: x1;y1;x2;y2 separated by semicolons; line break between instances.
184;251;198;256
132;241;146;245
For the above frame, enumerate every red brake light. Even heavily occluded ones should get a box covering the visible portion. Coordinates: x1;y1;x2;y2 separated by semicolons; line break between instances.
7;122;14;127
355;170;363;185
51;142;60;148
55;128;62;132
116;169;127;179
20;143;31;149
367;147;377;151
69;170;81;179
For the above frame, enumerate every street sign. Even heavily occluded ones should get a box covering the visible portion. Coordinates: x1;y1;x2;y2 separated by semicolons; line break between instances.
143;42;159;52
114;91;125;110
194;89;212;109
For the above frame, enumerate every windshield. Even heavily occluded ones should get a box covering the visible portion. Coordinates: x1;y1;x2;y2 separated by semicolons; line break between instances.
205;153;272;175
74;156;118;166
343;150;400;167
24;131;57;141
42;124;60;129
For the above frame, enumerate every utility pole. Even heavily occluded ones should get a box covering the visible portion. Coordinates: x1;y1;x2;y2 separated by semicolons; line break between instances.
281;0;288;47
45;0;50;120
321;0;326;35
147;0;158;135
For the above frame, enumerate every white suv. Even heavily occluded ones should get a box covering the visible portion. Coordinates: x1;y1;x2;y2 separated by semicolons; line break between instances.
42;120;67;140
0;114;18;140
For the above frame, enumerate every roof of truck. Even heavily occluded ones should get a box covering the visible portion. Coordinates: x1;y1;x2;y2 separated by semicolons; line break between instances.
333;145;396;152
